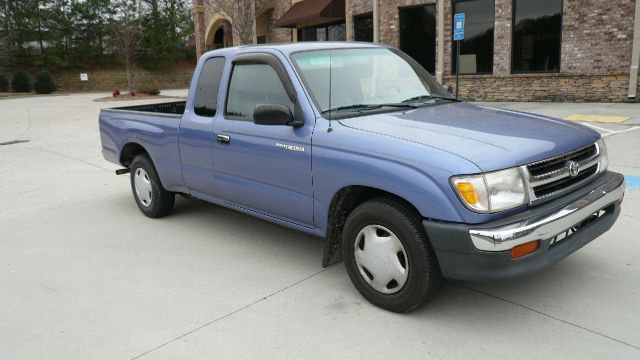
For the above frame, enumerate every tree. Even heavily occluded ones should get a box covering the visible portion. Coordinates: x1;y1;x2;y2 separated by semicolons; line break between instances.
0;36;9;68
0;0;194;70
138;0;194;69
110;2;141;93
206;0;267;45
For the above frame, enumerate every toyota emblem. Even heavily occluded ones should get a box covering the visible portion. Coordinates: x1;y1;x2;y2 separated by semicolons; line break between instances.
568;161;580;177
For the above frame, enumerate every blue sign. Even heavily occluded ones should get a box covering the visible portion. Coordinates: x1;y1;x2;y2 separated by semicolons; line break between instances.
453;13;465;41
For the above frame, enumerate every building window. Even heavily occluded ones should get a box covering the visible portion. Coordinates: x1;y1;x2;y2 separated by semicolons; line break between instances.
400;5;436;74
512;0;562;73
354;13;373;42
451;0;495;74
297;22;346;42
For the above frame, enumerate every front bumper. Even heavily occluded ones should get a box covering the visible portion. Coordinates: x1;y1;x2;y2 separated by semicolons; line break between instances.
424;171;625;282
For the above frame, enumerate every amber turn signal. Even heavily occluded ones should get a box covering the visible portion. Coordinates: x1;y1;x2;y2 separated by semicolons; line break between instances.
456;182;478;205
511;240;539;259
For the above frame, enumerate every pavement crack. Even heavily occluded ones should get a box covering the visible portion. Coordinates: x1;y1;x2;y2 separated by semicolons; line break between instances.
19;106;33;139
24;146;113;172
452;282;640;351
131;265;336;359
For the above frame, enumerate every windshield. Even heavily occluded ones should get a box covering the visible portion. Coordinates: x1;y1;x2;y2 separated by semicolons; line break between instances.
291;47;455;117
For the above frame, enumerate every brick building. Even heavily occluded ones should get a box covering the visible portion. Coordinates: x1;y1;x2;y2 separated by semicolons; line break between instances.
192;0;640;102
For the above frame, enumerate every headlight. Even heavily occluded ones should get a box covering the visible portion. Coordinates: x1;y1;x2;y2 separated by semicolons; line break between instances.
597;138;608;172
451;168;527;213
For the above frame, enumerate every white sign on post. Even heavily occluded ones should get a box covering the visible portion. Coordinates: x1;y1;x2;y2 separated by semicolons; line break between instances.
80;73;89;81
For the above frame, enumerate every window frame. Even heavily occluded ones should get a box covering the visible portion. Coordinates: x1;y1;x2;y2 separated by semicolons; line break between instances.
193;56;227;118
297;21;346;42
450;0;496;75
398;4;437;75
223;52;297;122
353;12;374;42
510;0;564;74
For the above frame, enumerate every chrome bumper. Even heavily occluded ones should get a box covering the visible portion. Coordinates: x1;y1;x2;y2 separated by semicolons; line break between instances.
470;174;625;252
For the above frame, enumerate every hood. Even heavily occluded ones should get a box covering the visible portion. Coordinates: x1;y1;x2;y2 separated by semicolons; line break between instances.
338;102;600;172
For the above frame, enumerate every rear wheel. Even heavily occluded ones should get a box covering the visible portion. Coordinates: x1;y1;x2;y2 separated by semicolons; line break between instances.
342;198;443;312
130;154;175;218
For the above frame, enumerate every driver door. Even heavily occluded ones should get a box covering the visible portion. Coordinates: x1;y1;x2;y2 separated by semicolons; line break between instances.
212;52;315;227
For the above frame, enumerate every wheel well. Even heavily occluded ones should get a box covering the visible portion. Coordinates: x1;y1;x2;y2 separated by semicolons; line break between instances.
119;143;148;167
322;186;421;267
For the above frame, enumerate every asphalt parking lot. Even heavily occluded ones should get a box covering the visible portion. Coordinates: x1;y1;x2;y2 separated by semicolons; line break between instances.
1;91;639;359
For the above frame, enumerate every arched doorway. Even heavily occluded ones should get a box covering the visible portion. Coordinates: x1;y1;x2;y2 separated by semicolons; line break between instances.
205;16;233;52
213;27;225;49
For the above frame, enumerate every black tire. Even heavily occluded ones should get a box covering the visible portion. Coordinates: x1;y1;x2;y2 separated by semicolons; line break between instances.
130;154;175;218
342;198;443;312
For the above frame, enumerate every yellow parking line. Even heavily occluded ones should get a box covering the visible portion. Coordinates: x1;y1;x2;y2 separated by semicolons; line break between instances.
564;114;630;123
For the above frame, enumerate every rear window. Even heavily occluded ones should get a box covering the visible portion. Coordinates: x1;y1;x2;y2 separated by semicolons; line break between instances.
194;57;226;117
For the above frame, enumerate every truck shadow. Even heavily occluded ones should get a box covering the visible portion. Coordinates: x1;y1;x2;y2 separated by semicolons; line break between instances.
169;196;613;318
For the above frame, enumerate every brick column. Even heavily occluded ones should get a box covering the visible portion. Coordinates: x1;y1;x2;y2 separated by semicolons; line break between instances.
493;0;512;76
192;4;206;59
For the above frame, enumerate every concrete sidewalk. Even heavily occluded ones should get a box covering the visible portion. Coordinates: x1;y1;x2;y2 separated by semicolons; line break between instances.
1;93;639;359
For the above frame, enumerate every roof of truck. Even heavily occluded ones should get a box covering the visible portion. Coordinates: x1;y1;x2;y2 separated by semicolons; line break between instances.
203;41;386;57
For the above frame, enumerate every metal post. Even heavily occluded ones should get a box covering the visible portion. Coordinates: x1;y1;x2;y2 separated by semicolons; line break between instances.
436;0;444;83
373;0;379;43
628;0;640;99
456;40;460;98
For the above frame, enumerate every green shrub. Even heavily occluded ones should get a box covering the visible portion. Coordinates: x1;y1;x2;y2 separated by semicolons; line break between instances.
0;74;8;92
11;70;32;92
137;80;160;96
138;87;160;96
34;71;57;94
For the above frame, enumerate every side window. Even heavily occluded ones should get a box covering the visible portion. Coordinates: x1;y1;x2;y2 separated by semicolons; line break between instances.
225;63;293;121
194;57;226;117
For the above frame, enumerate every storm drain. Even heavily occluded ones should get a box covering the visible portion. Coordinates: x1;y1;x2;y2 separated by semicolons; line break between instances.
0;140;30;146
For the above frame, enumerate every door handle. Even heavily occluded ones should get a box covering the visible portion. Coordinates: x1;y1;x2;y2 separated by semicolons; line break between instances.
217;134;230;145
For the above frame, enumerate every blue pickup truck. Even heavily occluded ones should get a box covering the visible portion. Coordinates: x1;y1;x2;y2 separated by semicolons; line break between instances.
100;42;625;312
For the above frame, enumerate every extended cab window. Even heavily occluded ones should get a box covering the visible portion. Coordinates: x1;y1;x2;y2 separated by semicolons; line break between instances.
194;57;226;117
225;63;293;120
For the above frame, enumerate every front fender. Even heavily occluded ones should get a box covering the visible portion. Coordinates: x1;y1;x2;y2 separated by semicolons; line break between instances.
312;123;478;233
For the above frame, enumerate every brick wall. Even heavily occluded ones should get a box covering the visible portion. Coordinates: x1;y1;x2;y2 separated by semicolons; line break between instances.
493;0;511;76
444;73;633;102
561;0;635;75
268;0;294;43
347;0;373;41
50;68;194;92
378;0;437;48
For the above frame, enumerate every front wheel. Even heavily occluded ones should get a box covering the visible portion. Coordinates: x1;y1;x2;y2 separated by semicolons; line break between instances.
130;154;175;218
342;198;443;312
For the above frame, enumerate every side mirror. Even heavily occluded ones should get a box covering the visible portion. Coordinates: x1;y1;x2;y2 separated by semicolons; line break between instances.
443;84;452;93
253;104;294;126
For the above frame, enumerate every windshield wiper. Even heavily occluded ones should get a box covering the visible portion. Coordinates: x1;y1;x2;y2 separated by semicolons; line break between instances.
401;95;460;103
322;103;417;115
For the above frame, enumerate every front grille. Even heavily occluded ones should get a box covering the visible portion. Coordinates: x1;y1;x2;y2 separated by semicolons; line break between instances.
524;143;601;202
528;144;597;177
533;165;598;198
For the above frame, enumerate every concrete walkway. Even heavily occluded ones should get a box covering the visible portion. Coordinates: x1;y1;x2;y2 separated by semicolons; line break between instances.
1;93;639;359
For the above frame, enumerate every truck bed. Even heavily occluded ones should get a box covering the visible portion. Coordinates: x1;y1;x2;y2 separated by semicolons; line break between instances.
109;101;186;116
99;101;186;191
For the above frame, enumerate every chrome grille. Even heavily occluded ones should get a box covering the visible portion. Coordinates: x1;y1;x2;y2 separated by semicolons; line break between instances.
522;143;601;203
